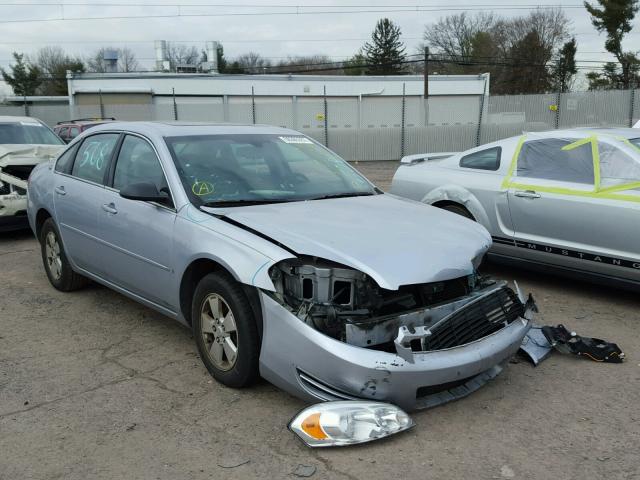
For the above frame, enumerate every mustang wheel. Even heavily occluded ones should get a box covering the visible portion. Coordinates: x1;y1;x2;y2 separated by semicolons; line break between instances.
40;218;87;291
192;272;259;387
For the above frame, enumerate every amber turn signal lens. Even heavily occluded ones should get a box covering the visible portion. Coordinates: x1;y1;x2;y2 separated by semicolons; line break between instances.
301;412;328;439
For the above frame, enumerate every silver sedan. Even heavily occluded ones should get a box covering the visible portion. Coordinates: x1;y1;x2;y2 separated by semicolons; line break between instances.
391;128;640;290
27;122;534;411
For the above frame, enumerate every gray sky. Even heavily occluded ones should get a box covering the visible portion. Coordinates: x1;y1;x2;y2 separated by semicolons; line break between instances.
0;1;638;82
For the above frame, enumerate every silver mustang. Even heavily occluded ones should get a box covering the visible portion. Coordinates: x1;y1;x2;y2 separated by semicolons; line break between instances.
391;128;640;290
27;122;534;411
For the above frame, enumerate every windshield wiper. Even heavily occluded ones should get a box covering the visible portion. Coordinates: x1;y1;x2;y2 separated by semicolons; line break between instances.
202;199;294;208
308;191;377;201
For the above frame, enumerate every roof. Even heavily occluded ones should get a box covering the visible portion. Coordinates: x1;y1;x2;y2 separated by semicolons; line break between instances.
88;121;301;137
523;128;640;140
0;115;42;124
68;72;491;97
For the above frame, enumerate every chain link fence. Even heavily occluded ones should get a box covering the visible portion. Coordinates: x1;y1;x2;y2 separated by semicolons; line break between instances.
3;87;639;160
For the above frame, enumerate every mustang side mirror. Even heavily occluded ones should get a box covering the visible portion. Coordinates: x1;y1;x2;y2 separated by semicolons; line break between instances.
120;181;169;203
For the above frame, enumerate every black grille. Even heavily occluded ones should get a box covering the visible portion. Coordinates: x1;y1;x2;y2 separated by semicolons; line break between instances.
423;287;524;351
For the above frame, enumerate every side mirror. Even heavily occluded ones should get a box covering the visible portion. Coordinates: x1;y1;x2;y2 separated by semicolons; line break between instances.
119;181;169;203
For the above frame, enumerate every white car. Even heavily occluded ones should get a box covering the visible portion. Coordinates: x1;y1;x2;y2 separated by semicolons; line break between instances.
0;116;65;231
390;128;640;290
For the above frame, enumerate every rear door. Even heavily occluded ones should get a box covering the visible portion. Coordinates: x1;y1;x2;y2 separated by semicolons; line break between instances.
507;137;640;282
53;133;120;275
98;134;177;309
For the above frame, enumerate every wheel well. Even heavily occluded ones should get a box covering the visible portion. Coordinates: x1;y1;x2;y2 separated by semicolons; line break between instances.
35;208;52;241
179;259;263;337
431;200;475;220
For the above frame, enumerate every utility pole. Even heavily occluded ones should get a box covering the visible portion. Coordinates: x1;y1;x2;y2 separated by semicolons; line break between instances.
423;47;429;99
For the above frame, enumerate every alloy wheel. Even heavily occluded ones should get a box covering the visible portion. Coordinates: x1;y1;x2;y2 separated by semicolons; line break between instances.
45;231;62;280
200;293;239;371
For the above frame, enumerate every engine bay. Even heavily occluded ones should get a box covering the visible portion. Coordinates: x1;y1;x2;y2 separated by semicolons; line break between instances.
268;257;524;354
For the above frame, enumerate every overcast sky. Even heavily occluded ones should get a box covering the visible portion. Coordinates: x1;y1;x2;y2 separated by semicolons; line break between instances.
0;0;638;85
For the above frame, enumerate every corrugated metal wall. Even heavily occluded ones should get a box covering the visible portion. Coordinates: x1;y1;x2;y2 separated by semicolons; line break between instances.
2;88;639;160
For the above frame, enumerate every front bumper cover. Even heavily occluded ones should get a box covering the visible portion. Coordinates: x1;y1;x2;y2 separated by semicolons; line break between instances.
258;292;531;412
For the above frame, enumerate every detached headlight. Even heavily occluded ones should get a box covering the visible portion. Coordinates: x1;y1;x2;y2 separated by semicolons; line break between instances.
289;401;414;447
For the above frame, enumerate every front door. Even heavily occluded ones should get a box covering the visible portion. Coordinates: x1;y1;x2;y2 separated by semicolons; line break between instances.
507;136;640;282
98;134;177;310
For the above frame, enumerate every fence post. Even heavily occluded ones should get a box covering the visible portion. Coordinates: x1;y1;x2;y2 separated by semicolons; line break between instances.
223;95;229;123
292;95;298;129
323;85;328;147
23;94;29;117
629;89;636;128
251;86;256;124
400;82;406;158
99;89;105;119
476;92;485;147
172;87;178;121
554;90;561;129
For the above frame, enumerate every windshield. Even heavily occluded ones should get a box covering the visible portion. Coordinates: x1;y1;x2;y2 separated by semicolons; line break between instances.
165;134;377;206
0;121;64;145
630;138;640;149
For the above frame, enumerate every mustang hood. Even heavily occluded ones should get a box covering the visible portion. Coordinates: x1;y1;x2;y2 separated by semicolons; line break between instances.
206;194;492;290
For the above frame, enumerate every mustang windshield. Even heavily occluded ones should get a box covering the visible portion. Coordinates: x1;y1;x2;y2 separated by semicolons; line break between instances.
165;134;377;206
0;121;63;145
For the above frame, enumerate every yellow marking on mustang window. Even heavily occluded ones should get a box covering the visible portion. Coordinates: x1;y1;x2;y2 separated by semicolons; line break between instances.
192;181;215;196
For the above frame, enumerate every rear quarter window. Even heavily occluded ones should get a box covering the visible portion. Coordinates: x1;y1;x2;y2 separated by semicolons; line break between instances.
459;147;501;171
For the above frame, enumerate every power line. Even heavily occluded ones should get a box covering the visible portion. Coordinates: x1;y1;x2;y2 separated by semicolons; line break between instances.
0;5;591;24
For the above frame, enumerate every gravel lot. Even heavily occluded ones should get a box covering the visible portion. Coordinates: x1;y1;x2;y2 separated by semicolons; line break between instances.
1;161;639;480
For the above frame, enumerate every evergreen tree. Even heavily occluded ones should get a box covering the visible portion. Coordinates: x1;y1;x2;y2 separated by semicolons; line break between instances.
585;0;640;88
1;53;41;96
363;18;406;75
551;38;578;92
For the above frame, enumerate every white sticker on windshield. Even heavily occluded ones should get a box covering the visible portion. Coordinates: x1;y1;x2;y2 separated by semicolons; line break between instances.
20;121;41;126
279;136;313;144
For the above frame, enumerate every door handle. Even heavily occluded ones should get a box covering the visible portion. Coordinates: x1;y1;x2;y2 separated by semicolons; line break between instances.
101;203;118;214
54;186;66;196
514;190;541;199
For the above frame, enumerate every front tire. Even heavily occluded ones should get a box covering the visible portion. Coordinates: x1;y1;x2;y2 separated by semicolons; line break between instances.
39;218;87;291
192;272;259;388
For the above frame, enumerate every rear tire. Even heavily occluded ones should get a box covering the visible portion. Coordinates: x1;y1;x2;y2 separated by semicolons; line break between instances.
440;203;474;220
192;272;259;388
39;218;88;291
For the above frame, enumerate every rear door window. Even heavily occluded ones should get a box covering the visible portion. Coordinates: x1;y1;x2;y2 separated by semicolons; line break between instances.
517;138;594;185
72;133;119;184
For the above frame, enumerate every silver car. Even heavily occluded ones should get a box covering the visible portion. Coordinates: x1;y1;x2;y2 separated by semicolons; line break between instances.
391;128;640;290
0;116;65;231
27;122;534;411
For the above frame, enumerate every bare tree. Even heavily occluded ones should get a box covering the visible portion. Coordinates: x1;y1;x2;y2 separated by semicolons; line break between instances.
86;47;141;73
30;46;84;95
271;55;341;74
423;12;496;60
500;8;570;64
164;43;200;70
422;8;572;93
235;52;271;73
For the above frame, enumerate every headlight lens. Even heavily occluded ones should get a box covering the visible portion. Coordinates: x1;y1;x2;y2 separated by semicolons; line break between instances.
289;401;414;447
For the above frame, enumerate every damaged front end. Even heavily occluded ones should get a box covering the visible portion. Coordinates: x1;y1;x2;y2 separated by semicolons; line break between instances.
1;145;61;227
260;257;535;411
269;257;531;358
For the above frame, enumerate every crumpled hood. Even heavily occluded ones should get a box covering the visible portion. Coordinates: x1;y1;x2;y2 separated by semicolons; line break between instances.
0;144;64;168
206;194;492;290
